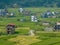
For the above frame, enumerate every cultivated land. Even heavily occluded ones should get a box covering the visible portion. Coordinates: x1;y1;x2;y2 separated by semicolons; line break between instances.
0;8;60;45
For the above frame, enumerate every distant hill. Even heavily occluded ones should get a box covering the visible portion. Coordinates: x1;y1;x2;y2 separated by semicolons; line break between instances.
0;0;60;8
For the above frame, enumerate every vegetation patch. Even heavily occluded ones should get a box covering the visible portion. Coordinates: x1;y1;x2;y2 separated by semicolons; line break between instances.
8;36;41;45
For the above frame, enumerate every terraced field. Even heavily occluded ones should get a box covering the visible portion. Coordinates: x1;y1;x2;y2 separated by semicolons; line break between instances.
0;8;60;45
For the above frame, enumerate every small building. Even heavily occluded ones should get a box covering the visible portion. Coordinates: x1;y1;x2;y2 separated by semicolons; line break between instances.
0;9;7;16
44;27;53;32
31;15;38;22
41;13;48;18
6;24;16;34
54;22;60;30
7;12;15;17
41;10;56;18
54;25;60;30
56;22;60;25
52;12;55;15
51;16;56;18
42;22;50;26
10;13;14;17
23;10;31;16
19;8;24;13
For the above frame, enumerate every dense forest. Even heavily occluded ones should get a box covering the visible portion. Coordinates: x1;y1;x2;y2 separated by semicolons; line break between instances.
0;0;60;8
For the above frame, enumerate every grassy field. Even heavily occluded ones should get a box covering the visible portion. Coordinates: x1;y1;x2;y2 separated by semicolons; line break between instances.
0;8;60;45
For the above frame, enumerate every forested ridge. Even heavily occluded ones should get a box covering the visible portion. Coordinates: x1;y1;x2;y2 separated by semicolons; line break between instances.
0;0;60;8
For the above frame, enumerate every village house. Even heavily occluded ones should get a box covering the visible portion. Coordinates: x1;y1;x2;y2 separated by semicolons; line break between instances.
0;9;7;16
19;8;24;13
42;21;50;26
31;15;38;22
44;27;53;32
41;10;56;18
6;12;15;17
6;24;16;34
54;22;60;31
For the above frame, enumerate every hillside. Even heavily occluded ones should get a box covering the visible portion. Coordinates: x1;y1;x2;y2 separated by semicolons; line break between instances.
0;0;60;8
0;8;60;45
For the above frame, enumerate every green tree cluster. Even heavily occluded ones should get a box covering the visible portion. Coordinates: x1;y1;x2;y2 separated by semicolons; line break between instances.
0;0;60;8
